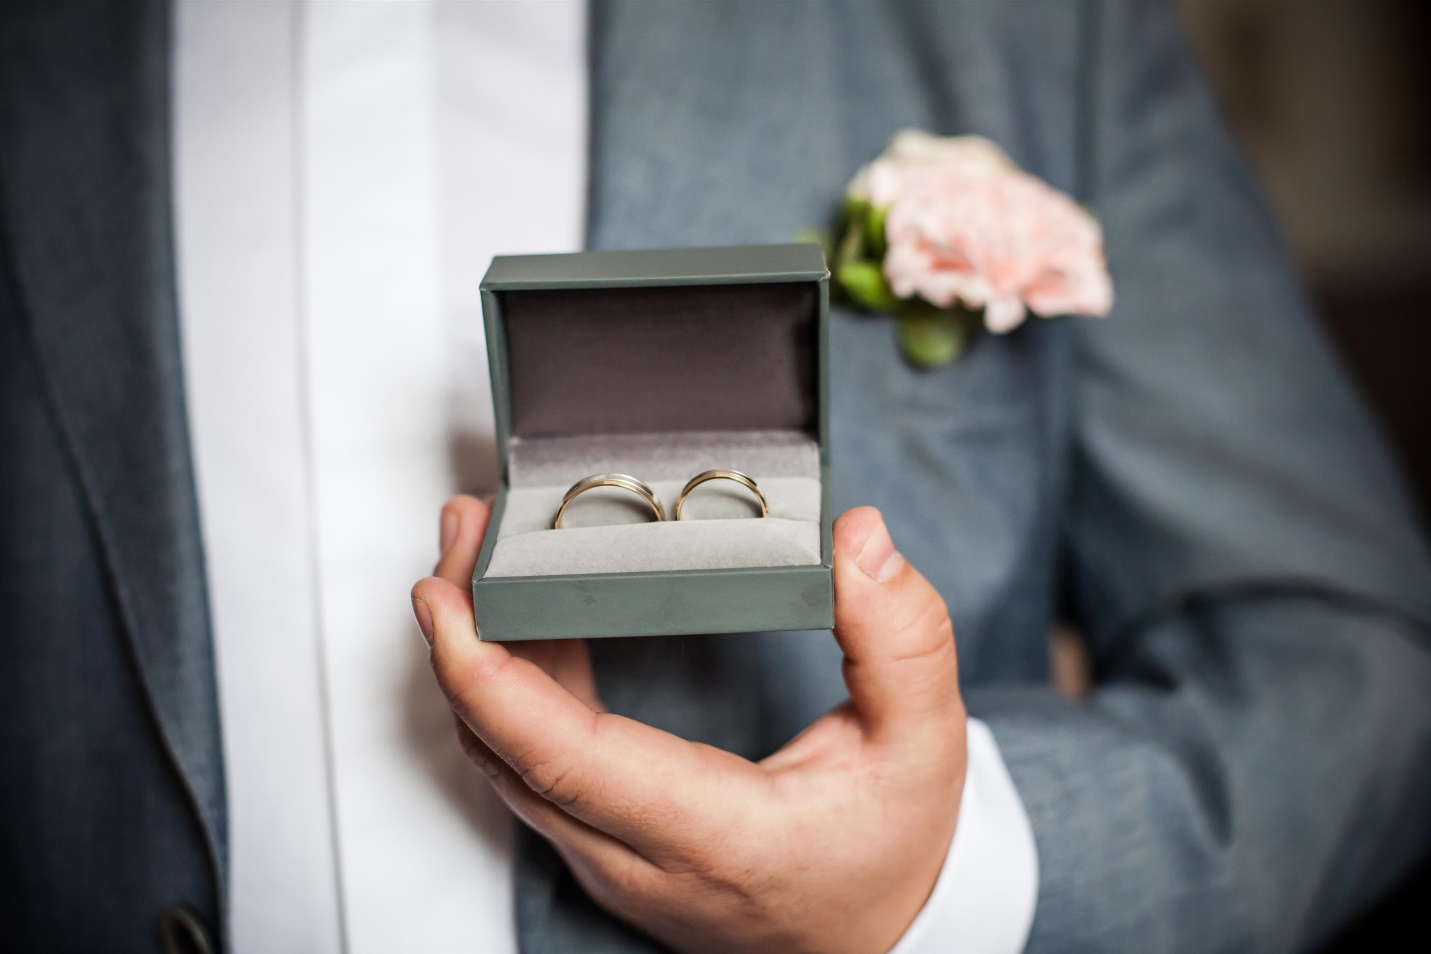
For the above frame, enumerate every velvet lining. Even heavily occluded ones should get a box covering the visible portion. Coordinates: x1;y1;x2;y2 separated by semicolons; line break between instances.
483;518;822;578
507;429;819;486
502;282;817;437
484;430;823;578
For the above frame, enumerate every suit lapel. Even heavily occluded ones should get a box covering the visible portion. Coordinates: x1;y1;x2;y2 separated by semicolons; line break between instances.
0;0;226;890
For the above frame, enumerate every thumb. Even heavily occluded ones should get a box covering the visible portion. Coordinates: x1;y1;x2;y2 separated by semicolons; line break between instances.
831;507;964;745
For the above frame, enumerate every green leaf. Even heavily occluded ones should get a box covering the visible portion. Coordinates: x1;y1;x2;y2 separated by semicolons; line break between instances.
837;261;900;312
897;308;967;368
865;203;888;258
835;213;866;271
840;196;869;229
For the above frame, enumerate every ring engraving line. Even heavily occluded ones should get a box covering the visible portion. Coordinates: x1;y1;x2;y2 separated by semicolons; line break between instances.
674;469;769;521
553;473;666;529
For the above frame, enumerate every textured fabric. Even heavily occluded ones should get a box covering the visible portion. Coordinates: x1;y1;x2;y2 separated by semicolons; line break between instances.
175;3;596;950
489;429;822;576
487;497;821;578
171;4;345;949
0;0;225;948
511;2;1431;952
500;478;816;534
508;429;821;486
505;282;818;437
4;0;1431;951
503;474;818;534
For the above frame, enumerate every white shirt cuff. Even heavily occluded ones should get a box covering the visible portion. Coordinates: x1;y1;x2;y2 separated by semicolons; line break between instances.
888;718;1039;954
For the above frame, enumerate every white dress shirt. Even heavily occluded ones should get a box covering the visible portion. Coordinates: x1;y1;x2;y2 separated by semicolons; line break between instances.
172;3;1036;952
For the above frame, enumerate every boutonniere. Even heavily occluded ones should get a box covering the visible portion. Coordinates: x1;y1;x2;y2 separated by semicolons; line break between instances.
815;130;1113;367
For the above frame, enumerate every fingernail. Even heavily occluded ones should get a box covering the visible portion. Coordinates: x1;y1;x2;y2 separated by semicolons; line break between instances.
412;596;434;645
857;518;905;582
440;509;458;554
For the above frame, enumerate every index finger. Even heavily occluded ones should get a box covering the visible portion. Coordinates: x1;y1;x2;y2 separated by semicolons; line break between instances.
412;574;766;861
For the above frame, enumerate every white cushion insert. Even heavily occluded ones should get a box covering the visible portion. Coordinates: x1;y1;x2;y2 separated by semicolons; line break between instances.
482;430;824;578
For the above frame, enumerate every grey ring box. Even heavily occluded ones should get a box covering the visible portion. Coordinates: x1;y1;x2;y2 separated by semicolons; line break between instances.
472;244;834;641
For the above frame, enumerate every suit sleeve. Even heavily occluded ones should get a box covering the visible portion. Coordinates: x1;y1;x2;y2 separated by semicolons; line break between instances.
968;2;1431;950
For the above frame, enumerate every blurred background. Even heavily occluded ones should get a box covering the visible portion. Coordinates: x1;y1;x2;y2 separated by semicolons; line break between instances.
1178;0;1430;946
1179;0;1431;510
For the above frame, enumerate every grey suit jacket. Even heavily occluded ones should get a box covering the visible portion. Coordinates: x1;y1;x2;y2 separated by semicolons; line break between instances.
3;2;1429;952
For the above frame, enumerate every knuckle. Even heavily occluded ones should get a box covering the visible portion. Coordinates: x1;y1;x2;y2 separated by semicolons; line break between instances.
657;838;718;878
888;590;955;663
596;854;656;902
657;829;745;888
519;755;581;807
690;854;767;918
515;715;599;808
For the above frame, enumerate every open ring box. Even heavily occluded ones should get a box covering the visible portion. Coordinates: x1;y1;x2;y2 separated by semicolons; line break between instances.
472;244;833;641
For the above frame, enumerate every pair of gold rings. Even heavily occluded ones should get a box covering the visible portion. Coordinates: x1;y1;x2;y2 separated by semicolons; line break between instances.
553;470;768;529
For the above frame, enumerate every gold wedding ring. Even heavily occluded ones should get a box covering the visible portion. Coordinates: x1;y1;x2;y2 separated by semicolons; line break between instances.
674;469;769;520
553;473;665;529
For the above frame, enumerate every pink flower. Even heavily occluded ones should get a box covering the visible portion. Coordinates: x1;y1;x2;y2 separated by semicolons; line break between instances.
858;133;1113;334
847;130;1014;207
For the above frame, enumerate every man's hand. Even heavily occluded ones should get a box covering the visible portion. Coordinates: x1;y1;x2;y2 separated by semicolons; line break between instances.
411;496;968;954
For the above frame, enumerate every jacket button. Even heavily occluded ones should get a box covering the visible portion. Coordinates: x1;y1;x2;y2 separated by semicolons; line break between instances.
158;905;213;954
